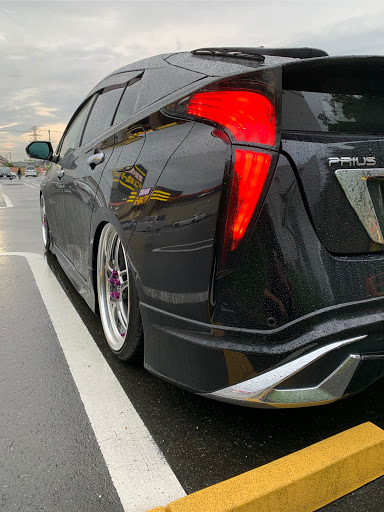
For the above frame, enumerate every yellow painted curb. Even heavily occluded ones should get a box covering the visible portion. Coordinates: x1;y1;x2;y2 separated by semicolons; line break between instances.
147;422;384;512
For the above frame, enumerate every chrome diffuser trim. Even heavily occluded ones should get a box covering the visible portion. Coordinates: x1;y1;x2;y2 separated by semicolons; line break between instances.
335;168;384;244
202;335;366;408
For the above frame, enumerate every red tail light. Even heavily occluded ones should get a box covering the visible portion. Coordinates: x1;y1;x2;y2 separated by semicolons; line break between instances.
164;73;279;270
186;91;276;146
229;150;271;251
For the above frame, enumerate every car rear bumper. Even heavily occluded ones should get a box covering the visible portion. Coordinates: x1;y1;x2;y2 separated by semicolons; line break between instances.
141;298;384;408
202;335;373;408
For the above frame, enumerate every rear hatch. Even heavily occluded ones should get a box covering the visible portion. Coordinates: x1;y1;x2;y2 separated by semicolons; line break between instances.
281;57;384;254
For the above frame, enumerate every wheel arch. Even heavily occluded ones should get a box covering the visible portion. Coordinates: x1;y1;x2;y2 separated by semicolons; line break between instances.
91;221;108;316
90;208;135;315
92;217;144;362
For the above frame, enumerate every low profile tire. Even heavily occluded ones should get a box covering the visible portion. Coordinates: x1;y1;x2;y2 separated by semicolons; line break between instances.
40;195;50;251
97;223;143;362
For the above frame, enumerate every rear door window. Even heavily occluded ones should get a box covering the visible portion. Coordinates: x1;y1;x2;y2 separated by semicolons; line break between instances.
82;84;125;145
112;73;143;125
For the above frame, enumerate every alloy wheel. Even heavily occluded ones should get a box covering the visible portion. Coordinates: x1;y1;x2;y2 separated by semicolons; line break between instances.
97;224;130;352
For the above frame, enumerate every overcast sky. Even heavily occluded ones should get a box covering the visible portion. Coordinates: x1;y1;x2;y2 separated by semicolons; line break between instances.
1;0;384;161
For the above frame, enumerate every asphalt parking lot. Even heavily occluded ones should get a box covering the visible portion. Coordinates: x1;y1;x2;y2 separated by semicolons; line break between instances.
1;176;384;511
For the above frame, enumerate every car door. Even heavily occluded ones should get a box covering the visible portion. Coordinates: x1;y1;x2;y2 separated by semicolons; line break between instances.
45;96;95;253
53;83;128;280
94;76;148;240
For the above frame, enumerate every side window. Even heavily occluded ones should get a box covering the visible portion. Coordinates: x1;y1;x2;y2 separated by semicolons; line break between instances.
59;98;93;159
82;85;125;145
113;74;143;126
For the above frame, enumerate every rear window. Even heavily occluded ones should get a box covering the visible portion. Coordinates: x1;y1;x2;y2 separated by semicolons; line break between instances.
282;91;384;134
282;59;384;134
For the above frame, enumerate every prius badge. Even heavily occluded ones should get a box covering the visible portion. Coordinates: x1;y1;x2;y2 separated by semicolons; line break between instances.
328;156;376;167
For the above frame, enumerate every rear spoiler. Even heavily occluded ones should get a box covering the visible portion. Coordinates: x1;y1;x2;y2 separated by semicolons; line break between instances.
192;47;329;60
282;55;384;92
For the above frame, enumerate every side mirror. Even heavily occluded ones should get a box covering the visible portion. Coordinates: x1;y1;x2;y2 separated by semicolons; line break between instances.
26;141;56;162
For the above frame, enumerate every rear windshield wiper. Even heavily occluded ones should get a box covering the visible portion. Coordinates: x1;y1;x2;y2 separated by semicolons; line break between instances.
192;47;265;62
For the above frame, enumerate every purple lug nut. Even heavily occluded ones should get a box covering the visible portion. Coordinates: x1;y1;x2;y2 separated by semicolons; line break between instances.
108;270;120;286
110;291;120;300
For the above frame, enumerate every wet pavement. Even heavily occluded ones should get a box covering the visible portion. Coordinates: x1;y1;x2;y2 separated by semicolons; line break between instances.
1;176;384;511
0;179;123;511
0;255;123;511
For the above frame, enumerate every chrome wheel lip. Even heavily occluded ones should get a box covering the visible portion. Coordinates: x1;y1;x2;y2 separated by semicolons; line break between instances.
40;196;48;248
97;224;130;352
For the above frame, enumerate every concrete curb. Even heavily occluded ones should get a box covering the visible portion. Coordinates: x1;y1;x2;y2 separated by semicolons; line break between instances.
147;422;384;512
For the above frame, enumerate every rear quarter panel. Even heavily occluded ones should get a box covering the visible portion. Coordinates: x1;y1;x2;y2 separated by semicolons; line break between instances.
128;121;232;322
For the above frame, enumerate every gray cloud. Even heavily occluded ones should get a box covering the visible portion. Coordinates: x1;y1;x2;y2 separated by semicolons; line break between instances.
1;0;384;160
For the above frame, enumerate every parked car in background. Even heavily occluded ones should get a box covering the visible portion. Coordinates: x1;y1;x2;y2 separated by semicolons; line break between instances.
136;215;166;232
26;46;384;408
9;171;16;180
173;214;206;227
0;166;11;178
25;166;36;177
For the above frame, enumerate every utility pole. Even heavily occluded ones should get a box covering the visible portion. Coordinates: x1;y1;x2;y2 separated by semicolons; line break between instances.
48;127;51;142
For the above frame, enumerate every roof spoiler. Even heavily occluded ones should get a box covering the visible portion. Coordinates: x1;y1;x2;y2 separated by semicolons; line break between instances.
192;47;329;60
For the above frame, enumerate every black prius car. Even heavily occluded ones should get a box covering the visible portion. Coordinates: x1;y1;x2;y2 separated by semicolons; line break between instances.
27;47;384;408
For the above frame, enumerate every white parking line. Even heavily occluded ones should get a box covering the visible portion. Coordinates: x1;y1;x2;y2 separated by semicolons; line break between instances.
0;192;14;208
0;252;185;512
24;182;37;189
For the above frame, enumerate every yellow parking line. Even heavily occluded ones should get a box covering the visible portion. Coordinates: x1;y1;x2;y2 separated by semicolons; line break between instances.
147;422;384;512
153;191;171;196
135;165;146;177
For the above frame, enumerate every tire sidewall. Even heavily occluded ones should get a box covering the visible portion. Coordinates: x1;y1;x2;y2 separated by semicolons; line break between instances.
40;195;51;251
96;223;143;362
